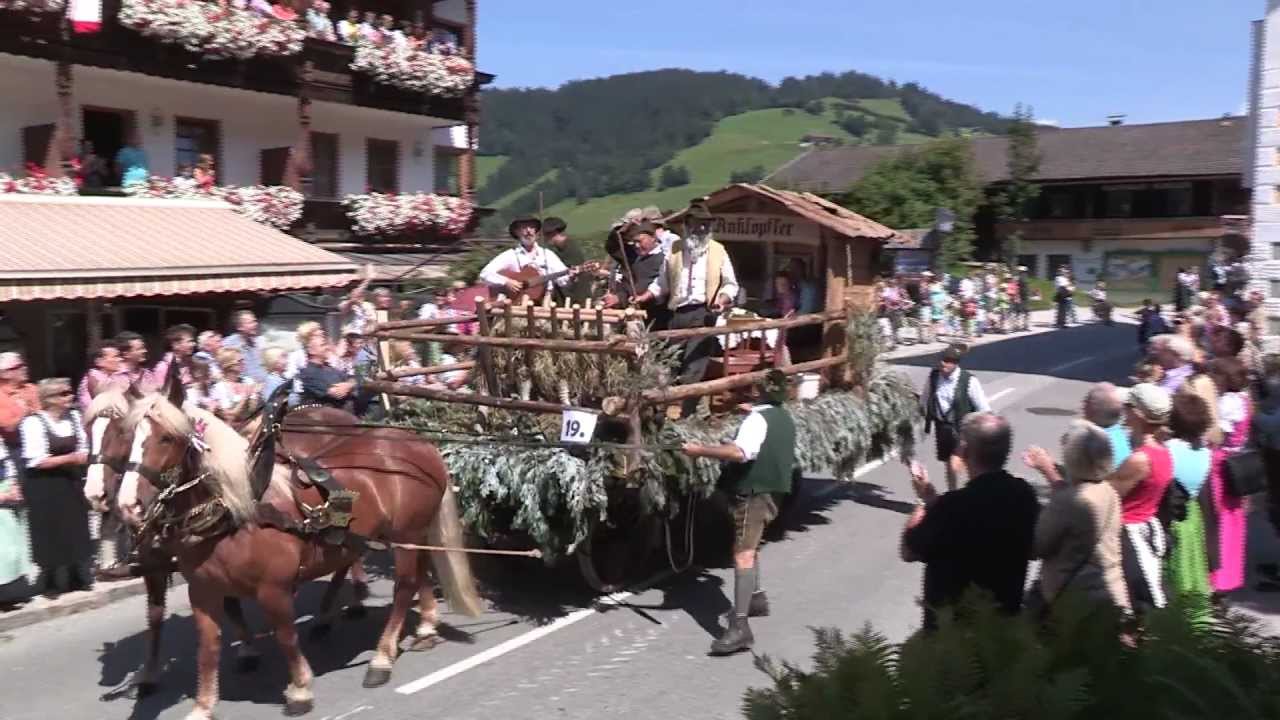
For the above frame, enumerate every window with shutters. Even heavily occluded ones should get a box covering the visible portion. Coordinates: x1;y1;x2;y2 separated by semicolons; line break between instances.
310;132;340;199
366;138;399;193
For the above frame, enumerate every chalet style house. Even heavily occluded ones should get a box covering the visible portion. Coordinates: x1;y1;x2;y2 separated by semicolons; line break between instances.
770;117;1249;300
0;0;486;376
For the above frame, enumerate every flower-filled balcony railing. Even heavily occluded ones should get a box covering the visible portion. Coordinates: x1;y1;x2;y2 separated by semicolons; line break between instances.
0;167;78;196
349;39;474;96
0;0;65;13
117;0;305;61
124;176;304;229
343;192;473;237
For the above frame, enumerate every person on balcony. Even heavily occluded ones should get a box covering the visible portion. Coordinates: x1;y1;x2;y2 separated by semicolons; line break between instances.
306;0;336;42
271;0;298;21
114;130;148;187
359;11;382;44
193;154;216;191
337;7;361;44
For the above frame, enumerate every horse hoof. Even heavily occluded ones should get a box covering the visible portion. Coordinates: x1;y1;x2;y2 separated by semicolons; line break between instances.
362;667;392;688
409;634;443;652
235;654;261;673
343;604;368;620
283;699;313;717
308;623;332;641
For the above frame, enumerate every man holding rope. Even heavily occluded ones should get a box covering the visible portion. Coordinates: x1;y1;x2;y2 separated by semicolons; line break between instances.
681;370;794;656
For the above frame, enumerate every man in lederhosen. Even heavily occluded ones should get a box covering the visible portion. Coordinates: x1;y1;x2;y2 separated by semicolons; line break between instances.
922;344;991;491
681;370;794;655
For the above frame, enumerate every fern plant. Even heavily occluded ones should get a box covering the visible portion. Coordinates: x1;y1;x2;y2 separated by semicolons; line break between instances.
744;589;1280;720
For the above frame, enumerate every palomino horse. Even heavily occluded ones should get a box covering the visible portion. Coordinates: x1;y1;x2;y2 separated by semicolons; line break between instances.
83;389;374;697
115;386;483;719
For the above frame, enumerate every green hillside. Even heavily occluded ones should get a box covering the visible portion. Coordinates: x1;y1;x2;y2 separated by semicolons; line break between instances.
475;155;507;190
510;98;928;233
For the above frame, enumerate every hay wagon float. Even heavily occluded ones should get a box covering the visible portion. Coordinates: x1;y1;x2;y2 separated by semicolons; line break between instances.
363;184;919;591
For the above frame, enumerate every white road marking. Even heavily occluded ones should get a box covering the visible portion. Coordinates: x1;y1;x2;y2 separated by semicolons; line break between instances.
395;592;637;695
1049;356;1095;373
988;388;1015;405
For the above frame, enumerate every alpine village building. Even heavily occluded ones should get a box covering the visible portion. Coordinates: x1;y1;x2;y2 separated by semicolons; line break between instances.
769;116;1250;303
0;0;487;377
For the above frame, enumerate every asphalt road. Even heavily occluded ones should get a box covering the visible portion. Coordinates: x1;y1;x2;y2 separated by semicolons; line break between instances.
3;320;1278;720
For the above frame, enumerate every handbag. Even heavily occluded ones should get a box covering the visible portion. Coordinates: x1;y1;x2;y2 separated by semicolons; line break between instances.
1224;448;1267;497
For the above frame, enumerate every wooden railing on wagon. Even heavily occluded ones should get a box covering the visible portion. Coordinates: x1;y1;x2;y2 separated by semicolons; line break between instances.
365;295;851;422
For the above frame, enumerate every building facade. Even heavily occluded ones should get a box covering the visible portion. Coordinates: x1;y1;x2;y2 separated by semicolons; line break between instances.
770;117;1248;301
1250;0;1280;343
0;0;486;375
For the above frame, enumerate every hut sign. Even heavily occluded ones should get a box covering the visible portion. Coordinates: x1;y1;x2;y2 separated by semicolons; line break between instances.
714;214;820;244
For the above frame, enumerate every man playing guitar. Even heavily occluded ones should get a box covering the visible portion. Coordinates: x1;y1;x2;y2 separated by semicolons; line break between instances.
479;216;583;302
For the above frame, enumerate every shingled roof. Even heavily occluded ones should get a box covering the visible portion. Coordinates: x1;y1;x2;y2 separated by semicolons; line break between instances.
769;116;1246;194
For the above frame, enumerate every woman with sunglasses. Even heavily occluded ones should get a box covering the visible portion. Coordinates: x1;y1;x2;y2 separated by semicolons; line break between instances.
18;378;91;596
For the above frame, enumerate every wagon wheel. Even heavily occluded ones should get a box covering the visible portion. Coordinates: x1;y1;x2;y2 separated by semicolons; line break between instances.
576;511;662;594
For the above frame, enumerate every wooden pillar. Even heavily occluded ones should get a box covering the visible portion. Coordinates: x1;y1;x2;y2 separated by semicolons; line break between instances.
464;0;477;61
45;61;74;179
86;299;102;348
285;61;314;193
460;0;478;203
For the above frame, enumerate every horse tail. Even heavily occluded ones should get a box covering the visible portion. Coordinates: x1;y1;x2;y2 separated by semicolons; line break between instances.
427;483;484;617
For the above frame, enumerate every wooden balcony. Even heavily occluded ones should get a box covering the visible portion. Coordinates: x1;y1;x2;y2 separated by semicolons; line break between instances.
996;216;1236;242
0;4;479;121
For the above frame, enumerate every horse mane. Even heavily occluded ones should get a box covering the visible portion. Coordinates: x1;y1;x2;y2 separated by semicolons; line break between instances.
86;386;131;422
126;396;256;526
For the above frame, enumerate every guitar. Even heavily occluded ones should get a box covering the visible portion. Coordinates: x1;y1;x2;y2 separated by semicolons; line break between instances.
492;261;602;304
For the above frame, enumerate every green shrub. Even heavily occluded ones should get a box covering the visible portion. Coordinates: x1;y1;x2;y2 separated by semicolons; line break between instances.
744;590;1280;720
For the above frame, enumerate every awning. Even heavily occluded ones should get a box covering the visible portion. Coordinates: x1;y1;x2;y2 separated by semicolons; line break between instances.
0;194;358;302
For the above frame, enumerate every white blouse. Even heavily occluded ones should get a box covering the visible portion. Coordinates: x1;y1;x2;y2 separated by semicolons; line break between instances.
20;410;88;469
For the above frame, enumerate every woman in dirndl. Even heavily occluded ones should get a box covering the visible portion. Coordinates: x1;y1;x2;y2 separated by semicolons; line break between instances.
1205;357;1253;599
0;430;33;606
19;378;91;595
1164;393;1214;605
1106;383;1175;617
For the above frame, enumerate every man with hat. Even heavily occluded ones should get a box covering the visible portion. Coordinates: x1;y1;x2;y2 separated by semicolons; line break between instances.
542;216;591;304
605;221;668;326
479;216;576;298
921;344;991;491
642;205;681;255
643;201;739;417
681;369;795;655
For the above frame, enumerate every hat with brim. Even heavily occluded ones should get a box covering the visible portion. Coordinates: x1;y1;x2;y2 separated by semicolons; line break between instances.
625;221;657;242
685;202;714;222
1125;382;1171;425
941;344;966;363
760;369;789;404
508;216;542;239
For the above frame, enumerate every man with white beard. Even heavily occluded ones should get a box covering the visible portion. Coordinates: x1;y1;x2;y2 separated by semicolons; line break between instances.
636;201;739;418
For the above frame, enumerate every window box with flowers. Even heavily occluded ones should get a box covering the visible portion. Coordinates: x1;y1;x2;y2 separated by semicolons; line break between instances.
0;169;78;196
349;40;475;97
123;176;304;230
343;192;473;238
117;0;305;61
0;0;66;12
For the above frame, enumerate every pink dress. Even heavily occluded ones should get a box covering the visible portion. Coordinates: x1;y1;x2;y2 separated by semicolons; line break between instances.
1208;397;1252;593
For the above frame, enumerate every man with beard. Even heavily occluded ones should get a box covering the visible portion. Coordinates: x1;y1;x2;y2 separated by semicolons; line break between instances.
646;202;739;417
479;216;577;299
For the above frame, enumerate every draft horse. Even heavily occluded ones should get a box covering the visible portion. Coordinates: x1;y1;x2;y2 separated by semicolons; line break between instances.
112;382;483;719
83;389;372;698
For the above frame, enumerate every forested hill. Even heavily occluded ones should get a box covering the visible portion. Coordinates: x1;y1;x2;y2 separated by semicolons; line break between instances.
477;69;1010;224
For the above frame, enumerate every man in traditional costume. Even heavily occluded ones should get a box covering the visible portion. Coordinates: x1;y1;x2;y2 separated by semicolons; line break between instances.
642;202;739;417
921;344;991;491
479;217;575;298
681;370;795;655
605;222;667;326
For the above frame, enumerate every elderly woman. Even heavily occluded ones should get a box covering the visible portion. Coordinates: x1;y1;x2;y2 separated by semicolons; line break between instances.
1106;383;1175;616
261;346;289;404
0;432;32;605
387;340;425;386
1206;357;1253;598
19;378;90;596
209;348;261;427
1023;421;1130;615
1164;393;1214;602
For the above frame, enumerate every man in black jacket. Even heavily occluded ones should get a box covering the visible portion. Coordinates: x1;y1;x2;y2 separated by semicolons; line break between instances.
611;222;668;329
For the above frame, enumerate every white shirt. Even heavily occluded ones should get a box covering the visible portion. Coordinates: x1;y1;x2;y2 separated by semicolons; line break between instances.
657;229;681;255
731;405;772;461
210;381;254;412
20;410;88;468
478;244;570;289
342;300;375;336
1219;391;1248;435
922;369;991;418
958;278;976;299
647;237;740;308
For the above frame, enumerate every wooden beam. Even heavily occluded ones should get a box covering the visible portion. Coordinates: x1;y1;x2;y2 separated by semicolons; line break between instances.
363;380;594;416
648;312;841;342
639;356;846;405
384;360;475;380
377;330;638;356
374;314;479;332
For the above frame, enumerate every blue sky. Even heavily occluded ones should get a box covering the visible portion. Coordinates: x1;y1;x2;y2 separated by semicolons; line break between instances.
478;0;1260;127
